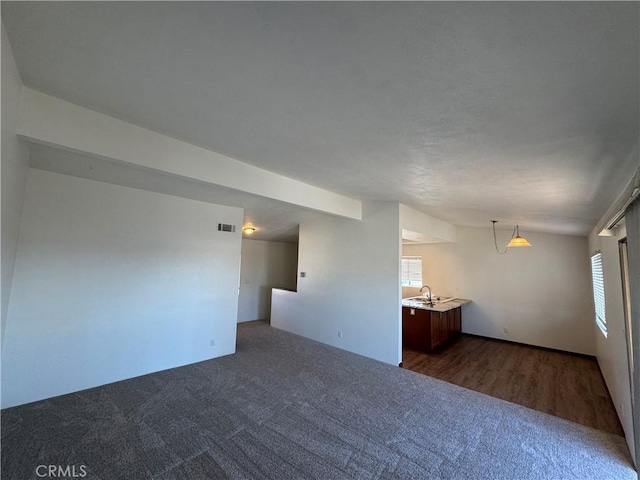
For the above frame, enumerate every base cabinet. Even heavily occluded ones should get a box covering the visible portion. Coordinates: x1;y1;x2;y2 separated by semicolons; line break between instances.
402;306;462;352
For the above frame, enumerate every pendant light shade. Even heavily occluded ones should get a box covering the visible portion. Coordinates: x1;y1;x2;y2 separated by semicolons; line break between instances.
506;225;532;248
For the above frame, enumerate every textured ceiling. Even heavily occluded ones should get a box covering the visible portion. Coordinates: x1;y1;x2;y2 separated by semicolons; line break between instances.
3;2;639;237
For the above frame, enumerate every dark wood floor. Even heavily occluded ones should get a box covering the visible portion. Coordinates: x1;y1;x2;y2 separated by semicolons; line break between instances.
402;334;624;436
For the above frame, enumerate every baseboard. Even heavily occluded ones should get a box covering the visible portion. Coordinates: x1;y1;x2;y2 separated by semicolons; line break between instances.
461;333;596;360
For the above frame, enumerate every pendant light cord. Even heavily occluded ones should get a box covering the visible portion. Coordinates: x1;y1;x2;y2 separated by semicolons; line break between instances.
492;221;517;255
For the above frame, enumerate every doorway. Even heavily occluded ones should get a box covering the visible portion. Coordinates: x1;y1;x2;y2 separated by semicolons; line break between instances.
237;238;298;324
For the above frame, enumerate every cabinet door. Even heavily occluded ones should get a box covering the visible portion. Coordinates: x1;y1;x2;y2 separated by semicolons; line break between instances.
430;309;459;350
430;312;445;350
454;307;461;334
402;307;430;351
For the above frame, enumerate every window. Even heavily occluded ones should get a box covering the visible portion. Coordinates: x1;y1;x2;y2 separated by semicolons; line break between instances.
401;256;422;287
590;252;607;338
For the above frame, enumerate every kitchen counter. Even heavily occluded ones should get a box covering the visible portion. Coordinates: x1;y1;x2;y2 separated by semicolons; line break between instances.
401;297;470;312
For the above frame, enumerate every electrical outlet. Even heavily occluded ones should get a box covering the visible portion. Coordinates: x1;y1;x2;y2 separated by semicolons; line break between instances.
210;339;215;347
338;331;343;339
503;327;509;334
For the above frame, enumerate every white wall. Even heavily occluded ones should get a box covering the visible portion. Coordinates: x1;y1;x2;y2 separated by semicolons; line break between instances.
1;169;243;408
272;202;402;365
238;239;297;323
588;224;635;461
403;226;595;355
1;23;30;346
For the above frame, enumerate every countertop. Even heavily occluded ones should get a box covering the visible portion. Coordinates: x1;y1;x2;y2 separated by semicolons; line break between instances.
401;297;471;312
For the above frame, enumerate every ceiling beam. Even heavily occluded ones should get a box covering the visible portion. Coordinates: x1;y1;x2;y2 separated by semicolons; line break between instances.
16;88;362;220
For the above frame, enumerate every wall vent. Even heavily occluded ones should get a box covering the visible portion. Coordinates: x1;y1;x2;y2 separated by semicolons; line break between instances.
217;223;236;233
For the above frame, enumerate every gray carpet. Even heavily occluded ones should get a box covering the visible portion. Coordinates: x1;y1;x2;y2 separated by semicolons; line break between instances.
1;321;635;479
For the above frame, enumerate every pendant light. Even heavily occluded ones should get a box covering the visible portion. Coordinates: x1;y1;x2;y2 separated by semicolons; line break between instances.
506;225;532;248
492;221;532;254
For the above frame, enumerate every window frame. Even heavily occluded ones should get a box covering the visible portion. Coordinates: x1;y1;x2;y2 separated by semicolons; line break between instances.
401;256;423;288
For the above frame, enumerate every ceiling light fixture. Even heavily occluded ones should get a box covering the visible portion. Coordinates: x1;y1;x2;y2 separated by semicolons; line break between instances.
491;221;532;254
243;227;256;235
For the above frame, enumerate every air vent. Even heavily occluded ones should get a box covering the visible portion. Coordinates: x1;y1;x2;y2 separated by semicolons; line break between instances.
217;223;236;233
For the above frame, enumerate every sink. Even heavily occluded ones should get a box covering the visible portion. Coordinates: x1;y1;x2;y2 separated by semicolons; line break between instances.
404;296;457;304
404;296;435;303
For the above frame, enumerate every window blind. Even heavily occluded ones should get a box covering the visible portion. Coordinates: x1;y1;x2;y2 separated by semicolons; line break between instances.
590;252;607;338
401;257;422;287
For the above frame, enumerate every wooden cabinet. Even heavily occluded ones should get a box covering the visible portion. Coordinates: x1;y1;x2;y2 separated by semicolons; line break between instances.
402;306;462;352
402;307;430;351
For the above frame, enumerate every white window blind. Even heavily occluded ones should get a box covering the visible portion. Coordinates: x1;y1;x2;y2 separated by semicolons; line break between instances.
590;252;607;338
401;256;422;287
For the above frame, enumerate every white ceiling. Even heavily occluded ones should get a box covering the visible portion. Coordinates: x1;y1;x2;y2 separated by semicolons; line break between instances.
3;2;639;238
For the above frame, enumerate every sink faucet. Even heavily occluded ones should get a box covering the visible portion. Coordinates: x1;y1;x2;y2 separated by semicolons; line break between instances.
420;285;432;300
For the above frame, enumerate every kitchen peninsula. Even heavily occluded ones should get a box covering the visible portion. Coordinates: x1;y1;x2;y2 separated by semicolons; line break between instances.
402;297;470;352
